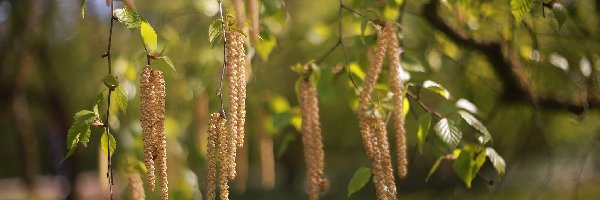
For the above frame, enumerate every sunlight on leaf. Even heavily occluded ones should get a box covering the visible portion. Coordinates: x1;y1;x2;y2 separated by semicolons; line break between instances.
113;8;143;29
434;118;462;149
256;34;277;61
552;3;567;29
101;131;117;157
141;21;158;51
458;111;491;144
511;0;532;23
110;85;128;115
486;147;506;176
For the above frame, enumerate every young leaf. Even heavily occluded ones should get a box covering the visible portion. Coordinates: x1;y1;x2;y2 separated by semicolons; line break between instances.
347;167;372;197
486;147;506;176
453;149;475;188
160;56;176;72
141;21;158;52
417;113;432;154
434;118;462;149
511;0;533;23
94;91;104;117
458;111;492;144
103;75;119;89
256;34;277;61
101;131;117;157
113;8;143;29
552;3;567;29
426;156;444;182
110;85;129;115
209;19;223;46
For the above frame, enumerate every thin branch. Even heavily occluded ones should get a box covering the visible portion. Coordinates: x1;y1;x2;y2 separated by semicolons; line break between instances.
216;0;227;119
340;4;379;24
315;40;341;65
103;2;116;200
338;0;360;93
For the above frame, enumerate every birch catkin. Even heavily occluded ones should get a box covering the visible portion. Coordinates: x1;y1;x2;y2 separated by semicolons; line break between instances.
128;173;145;200
298;79;328;200
206;113;221;200
140;65;168;199
225;30;247;148
206;112;233;200
385;23;408;179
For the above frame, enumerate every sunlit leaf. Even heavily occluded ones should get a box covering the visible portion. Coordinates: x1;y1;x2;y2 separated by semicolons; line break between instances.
434;118;462;149
423;80;450;99
256;33;277;61
458;111;492;144
110;85;128;115
141;21;158;51
113;7;143;29
417;113;432;154
350;63;365;81
453;149;475;188
552;3;567;29
160;56;176;72
94;91;104;117
209;19;223;47
486;147;506;176
426;156;444;182
347;167;372;197
402;97;410;117
65;110;96;160
101;131;117;157
269;95;290;113
511;0;532;23
103;75;119;89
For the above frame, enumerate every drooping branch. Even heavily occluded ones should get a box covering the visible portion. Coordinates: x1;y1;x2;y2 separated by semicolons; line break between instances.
422;0;599;114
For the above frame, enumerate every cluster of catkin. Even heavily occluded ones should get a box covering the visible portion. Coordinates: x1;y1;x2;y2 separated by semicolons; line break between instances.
206;31;248;200
206;113;236;200
357;22;406;200
140;65;169;200
298;78;329;200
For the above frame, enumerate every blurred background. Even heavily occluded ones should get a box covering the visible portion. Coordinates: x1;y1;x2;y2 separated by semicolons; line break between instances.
1;0;600;199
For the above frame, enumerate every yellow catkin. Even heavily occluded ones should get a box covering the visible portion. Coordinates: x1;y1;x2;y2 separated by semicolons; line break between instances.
226;30;247;148
369;115;397;200
385;23;408;179
216;113;230;200
151;69;169;200
298;79;328;200
206;113;221;200
140;65;156;191
128;173;145;200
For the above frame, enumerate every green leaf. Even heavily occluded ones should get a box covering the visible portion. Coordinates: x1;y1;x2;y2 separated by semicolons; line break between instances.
458;111;492;144
426;156;444;182
417;113;432;154
510;0;533;23
273;111;292;129
65;110;96;160
402;97;410;117
401;55;426;72
103;75;119;89
160;56;176;72
347;167;372;197
453;149;475;188
81;0;87;19
256;34;277;61
486;147;506;176
209;19;223;47
101;131;117;157
94;91;104;117
141;21;158;52
111;85;129;115
113;8;143;29
434;118;462;149
552;3;567;29
423;80;450;99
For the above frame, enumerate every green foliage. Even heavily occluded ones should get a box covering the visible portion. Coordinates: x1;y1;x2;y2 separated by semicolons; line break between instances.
457;111;492;144
102;75;119;90
65;110;99;159
426;156;444;182
113;7;143;29
347;167;372;197
417;113;432;154
486;147;506;176
434;118;462;149
552;3;567;29
209;19;223;47
101;131;117;157
159;56;177;72
452;146;486;188
110;85;128;115
255;32;277;61
511;0;533;23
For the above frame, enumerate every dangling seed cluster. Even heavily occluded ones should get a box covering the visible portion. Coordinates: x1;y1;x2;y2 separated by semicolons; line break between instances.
140;65;168;200
386;24;408;179
298;78;329;200
225;30;247;148
357;22;404;200
128;173;145;200
206;112;236;200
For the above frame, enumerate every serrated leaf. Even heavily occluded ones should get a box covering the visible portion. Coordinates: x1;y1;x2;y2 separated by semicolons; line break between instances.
347;167;372;197
110;85;128;115
453;149;475;188
458;111;492;144
103;75;119;89
256;34;277;61
209;19;223;47
426;156;444;182
101;131;117;157
417;113;432;154
141;21;158;52
113;8;143;29
81;0;87;19
160;56;176;72
434;118;462;149
552;3;567;29
65;110;96;160
486;147;506;176
511;0;533;23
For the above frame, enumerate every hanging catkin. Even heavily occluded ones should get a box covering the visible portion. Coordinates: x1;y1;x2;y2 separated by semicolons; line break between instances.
385;23;408;179
298;78;329;200
206;113;221;200
225;30;247;148
206;112;233;200
140;65;168;199
356;23;398;200
128;173;145;200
